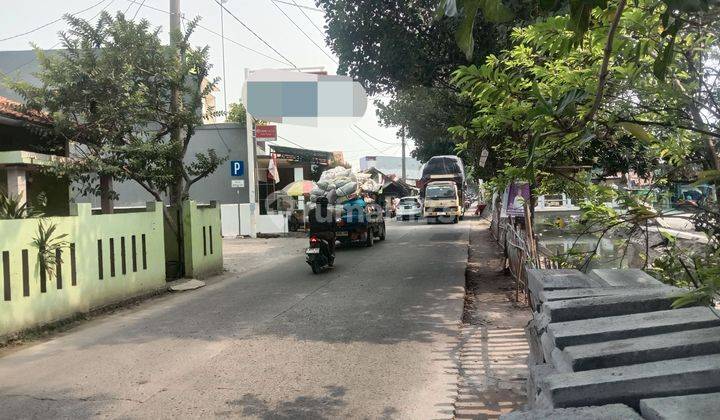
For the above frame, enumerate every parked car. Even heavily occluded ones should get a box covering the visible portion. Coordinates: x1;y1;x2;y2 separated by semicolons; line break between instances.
396;196;422;221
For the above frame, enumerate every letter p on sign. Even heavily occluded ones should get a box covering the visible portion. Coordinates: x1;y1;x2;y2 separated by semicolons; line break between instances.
231;160;244;177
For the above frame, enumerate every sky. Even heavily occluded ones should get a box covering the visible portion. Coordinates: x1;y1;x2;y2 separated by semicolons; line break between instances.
0;0;414;168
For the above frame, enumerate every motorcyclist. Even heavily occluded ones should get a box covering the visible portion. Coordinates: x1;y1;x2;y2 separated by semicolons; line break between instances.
308;196;336;265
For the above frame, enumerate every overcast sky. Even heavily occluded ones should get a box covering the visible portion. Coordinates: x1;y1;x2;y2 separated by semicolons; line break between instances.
0;0;413;168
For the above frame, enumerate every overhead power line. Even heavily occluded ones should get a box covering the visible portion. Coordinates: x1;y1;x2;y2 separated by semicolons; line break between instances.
277;135;309;150
267;0;337;64
272;0;323;12
352;124;400;145
6;0;117;74
290;0;326;38
349;126;385;154
130;0;146;20
0;0;109;42
124;0;289;66
212;0;298;68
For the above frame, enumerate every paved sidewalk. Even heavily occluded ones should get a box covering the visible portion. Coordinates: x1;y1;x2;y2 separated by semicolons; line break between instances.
454;218;531;419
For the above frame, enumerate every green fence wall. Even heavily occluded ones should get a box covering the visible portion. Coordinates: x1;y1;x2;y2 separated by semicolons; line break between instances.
0;202;166;337
182;201;223;279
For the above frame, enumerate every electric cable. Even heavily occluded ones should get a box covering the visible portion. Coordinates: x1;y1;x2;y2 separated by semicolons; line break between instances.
267;0;337;64
349;125;385;153
290;0;326;38
272;0;322;12
124;0;290;66
131;0;146;20
352;124;400;145
212;0;298;68
0;0;109;42
5;0;117;74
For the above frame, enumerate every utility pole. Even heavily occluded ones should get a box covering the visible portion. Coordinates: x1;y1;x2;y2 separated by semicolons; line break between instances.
220;0;228;114
169;0;182;180
169;0;185;277
170;0;181;35
245;68;258;238
401;125;406;182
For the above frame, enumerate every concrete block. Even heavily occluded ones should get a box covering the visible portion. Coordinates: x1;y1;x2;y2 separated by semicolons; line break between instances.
525;319;544;366
588;268;664;287
540;333;556;365
554;326;720;372
527;269;604;300
547;307;720;349
500;404;642;420
526;363;557;409
539;286;671;305
541;354;720;409
540;288;685;324
640;392;720;420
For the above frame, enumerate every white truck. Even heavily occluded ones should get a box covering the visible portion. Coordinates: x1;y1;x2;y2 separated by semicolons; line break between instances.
418;156;465;224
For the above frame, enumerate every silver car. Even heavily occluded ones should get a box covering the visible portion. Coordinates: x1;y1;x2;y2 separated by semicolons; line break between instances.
396;196;422;221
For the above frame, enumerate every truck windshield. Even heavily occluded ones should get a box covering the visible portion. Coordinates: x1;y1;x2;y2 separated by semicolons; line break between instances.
426;185;455;199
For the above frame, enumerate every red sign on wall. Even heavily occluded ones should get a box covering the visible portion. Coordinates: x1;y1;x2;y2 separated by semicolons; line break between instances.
255;125;277;141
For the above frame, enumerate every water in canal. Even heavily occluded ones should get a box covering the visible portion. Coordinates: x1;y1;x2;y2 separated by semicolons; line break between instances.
534;213;647;269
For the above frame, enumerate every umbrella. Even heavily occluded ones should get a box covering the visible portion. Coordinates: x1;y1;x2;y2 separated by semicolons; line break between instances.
282;180;317;196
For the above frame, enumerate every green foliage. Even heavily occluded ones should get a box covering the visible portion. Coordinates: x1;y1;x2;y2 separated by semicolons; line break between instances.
375;86;476;163
650;229;720;308
438;0;514;59
31;220;69;281
318;0;532;168
226;102;247;126
7;12;225;217
0;191;46;219
452;0;720;183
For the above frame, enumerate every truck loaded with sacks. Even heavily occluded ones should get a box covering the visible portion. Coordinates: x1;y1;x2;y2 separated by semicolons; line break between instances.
418;155;466;224
308;167;386;247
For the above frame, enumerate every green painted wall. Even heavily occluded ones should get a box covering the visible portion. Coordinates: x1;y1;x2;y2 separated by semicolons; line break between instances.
0;202;166;337
182;201;223;279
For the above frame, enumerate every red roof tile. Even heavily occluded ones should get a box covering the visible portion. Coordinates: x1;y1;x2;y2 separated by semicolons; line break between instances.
0;96;52;125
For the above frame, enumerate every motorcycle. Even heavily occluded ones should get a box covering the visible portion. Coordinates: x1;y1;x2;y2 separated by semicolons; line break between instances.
306;234;334;274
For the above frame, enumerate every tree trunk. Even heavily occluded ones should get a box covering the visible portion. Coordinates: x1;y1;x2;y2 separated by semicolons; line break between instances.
689;104;720;203
100;174;114;214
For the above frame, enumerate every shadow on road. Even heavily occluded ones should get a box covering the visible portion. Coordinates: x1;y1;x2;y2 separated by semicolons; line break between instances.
220;385;349;419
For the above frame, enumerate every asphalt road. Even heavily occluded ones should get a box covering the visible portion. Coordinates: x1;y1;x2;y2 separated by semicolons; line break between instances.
0;220;469;419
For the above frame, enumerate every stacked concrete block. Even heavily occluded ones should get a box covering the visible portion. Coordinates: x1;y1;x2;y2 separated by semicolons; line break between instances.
640;392;720;420
501;403;642;420
516;268;720;418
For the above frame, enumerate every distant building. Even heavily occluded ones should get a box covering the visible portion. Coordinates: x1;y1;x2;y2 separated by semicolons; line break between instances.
358;155;422;182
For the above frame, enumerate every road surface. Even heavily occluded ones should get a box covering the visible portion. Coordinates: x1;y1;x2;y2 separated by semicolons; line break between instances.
0;220;469;419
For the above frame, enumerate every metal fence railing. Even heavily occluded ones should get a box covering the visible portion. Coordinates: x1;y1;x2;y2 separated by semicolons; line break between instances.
489;200;559;304
503;222;533;303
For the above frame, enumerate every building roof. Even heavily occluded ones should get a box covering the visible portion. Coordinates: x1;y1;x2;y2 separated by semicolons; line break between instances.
0;96;52;125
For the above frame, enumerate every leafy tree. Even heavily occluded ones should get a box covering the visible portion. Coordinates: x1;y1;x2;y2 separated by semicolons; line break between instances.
9;12;224;235
451;2;720;186
317;0;532;163
450;0;720;305
226;102;247;126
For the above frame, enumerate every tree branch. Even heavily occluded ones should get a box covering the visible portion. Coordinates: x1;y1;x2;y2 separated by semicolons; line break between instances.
583;0;627;125
616;118;720;139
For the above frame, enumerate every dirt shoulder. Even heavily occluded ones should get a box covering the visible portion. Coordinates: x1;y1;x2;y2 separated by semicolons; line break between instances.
454;217;531;419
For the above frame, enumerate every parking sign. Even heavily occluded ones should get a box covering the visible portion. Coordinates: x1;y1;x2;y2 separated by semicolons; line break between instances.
231;160;244;177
